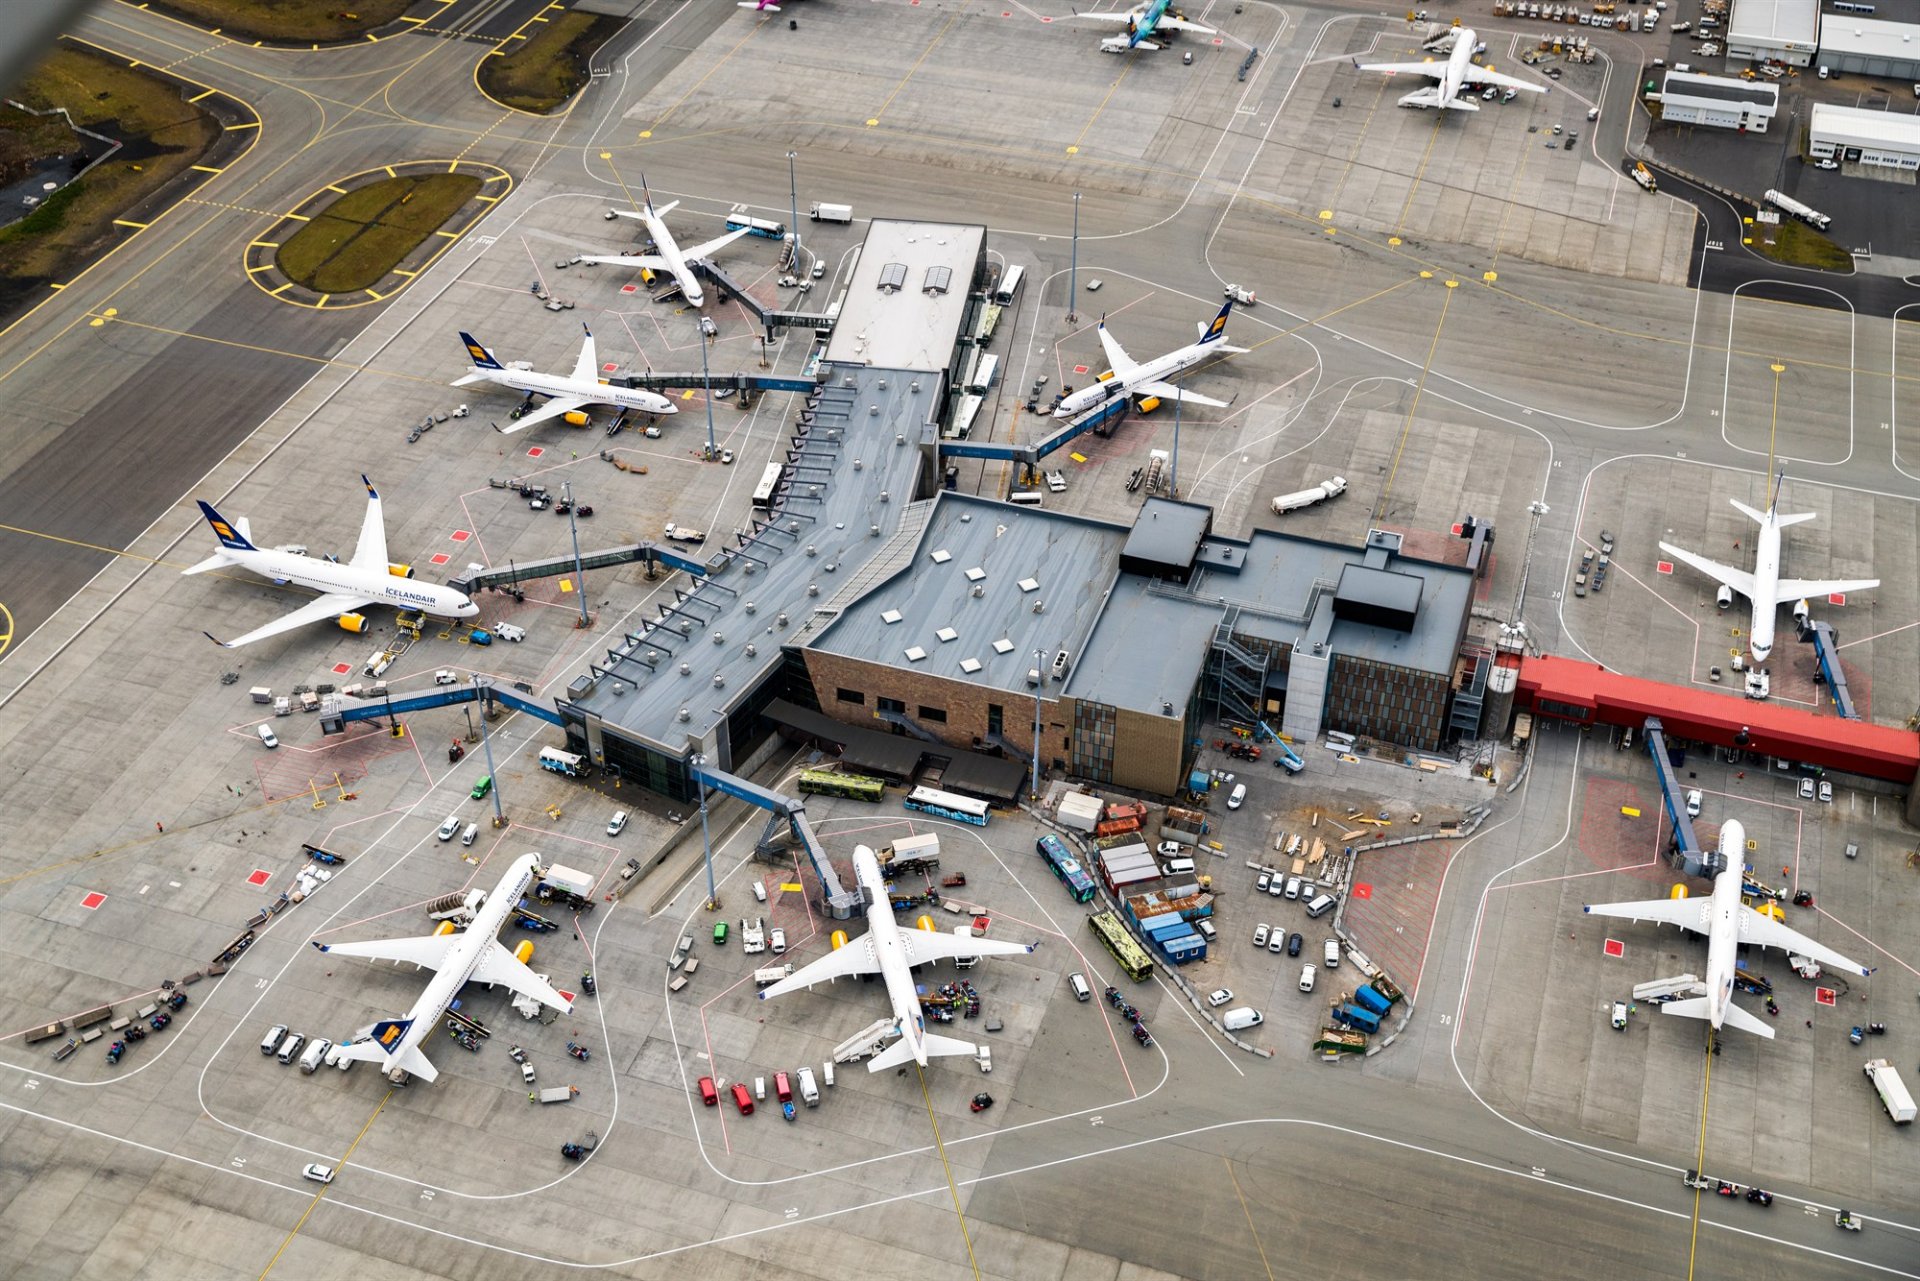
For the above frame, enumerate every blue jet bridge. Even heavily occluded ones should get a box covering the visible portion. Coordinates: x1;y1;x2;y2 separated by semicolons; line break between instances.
1642;717;1718;877
690;760;865;918
1796;617;1858;721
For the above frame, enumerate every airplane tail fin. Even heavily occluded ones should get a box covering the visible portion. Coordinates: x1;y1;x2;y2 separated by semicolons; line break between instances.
1719;1001;1777;1039
196;500;256;552
459;332;503;371
1197;299;1234;345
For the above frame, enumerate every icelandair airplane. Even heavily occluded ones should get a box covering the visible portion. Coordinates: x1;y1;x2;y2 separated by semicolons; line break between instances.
454;325;675;434
184;476;476;649
1359;27;1544;111
578;178;753;308
1657;471;1878;663
1054;299;1246;418
1076;0;1216;53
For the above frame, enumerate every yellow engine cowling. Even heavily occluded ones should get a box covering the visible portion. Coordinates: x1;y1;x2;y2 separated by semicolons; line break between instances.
433;920;457;937
830;930;849;951
388;563;415;579
1669;884;1689;900
562;410;591;427
515;940;536;964
337;612;369;633
916;915;936;933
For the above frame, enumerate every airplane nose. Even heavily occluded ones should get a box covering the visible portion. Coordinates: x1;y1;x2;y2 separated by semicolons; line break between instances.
1751;642;1771;661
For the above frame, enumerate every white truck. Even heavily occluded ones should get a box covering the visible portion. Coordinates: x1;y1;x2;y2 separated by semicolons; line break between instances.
753;963;794;988
1271;476;1348;515
537;863;594;901
1864;1059;1917;1124
741;917;766;954
809;202;854;224
1763;189;1831;232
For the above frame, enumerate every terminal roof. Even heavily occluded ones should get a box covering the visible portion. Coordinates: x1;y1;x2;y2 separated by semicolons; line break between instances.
824;220;984;373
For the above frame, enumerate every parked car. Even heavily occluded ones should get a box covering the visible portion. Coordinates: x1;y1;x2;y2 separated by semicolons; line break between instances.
1798;777;1816;800
1252;923;1270;949
1266;931;1285;955
302;1164;336;1184
257;724;279;749
1298;964;1317;992
1255;871;1271;894
1286;931;1303;957
1207;988;1234;1008
1818;780;1833;803
1685;789;1702;817
607;810;629;836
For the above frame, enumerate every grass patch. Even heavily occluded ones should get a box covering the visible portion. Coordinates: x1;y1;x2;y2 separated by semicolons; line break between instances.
1750;219;1853;272
479;11;625;114
275;173;482;294
145;0;416;43
0;44;220;315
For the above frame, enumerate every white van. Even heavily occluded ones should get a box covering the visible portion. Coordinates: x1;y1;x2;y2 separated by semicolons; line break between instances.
1221;1007;1264;1031
1162;857;1196;876
261;1023;289;1056
1193;918;1218;942
460;822;479;846
436;814;461;841
1227;783;1247;809
751;880;768;903
1068;972;1092;1002
277;1032;306;1064
1304;893;1337;919
1323;938;1340;968
257;724;279;749
298;1038;332;1074
434;669;459;686
797;1066;820;1106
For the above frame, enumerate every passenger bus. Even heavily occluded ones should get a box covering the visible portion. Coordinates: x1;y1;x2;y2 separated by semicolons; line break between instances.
903;786;990;827
972;353;999;393
724;212;789;241
751;462;786;510
947;394;982;441
992;264;1024;307
1088;911;1154;982
1036;835;1096;903
796;768;886;803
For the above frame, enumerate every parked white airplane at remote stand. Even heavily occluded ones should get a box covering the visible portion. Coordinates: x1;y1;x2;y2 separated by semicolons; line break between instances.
454;326;675;434
759;844;1037;1072
1359;27;1544;110
1657;471;1878;662
578;178;753;308
1584;820;1870;1040
1054;299;1246;418
184;476;477;649
319;853;573;1083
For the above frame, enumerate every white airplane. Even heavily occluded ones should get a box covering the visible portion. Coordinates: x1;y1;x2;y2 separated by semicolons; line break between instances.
185;476;477;649
319;853;573;1083
578;180;754;308
454;326;675;435
1055;298;1246;418
759;844;1037;1073
1359;27;1544;111
1075;0;1216;53
1584;820;1870;1040
1657;472;1878;662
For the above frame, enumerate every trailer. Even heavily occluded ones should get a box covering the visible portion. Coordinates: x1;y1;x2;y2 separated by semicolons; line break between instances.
531;1086;579;1104
809;202;854;224
1270;476;1347;515
1864;1059;1917;1124
1763;189;1831;231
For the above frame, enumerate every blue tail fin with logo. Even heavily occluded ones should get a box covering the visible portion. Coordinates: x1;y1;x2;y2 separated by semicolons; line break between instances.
197;500;255;552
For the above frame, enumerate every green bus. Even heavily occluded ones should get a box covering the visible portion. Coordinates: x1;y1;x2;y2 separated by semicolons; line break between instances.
1088;911;1154;983
796;768;887;803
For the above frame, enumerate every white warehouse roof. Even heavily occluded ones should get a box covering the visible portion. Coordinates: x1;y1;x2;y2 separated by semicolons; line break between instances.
1819;15;1920;59
1729;0;1820;47
1810;101;1920;150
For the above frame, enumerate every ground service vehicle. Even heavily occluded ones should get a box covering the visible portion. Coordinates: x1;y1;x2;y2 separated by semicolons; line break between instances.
904;786;990;827
262;1024;289;1055
436;815;461;841
1222;1007;1264;1031
797;1067;820;1106
303;1164;335;1184
277;1033;305;1064
732;1082;755;1114
1864;1059;1917;1123
532;1086;576;1104
809;202;853;223
1089;911;1154;981
538;747;588;778
1270;476;1347;515
298;1038;333;1074
1036;835;1097;902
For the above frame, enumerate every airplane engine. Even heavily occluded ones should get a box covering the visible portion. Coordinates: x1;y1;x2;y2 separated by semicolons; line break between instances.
563;410;592;427
515;940;536;963
337;612;369;633
1669;884;1690;900
434;920;457;937
916;915;936;933
830;930;848;951
1792;598;1810;622
388;563;415;579
1715;585;1733;609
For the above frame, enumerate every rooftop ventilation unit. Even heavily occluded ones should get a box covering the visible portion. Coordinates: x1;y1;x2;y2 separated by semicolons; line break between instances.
923;266;952;295
678;707;691;722
1032;600;1045;614
870;525;881;537
777;613;789;627
679;662;691;675
808;584;820;596
911;380;921;393
936;627;958;643
960;658;982;674
745;643;757;657
970;584;985;598
1162;701;1174;715
878;262;908;293
880;491;890;502
744;601;756;614
611;682;626;695
905;646;928;662
713;632;725;645
713;674;725;688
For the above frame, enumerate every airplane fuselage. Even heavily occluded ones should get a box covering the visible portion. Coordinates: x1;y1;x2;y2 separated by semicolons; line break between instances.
1436;34;1476;106
1700;830;1746;1030
1056;340;1215;417
373;855;541;1070
642;210;703;306
476;367;674;418
854;846;936;1066
1746;521;1785;661
231;547;476;619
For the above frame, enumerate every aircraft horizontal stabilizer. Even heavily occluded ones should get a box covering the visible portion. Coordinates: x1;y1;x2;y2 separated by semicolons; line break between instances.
395;1044;440;1081
451;372;493;388
1444;97;1482;111
866;1036;921;1072
181;552;236;577
920;1031;981;1059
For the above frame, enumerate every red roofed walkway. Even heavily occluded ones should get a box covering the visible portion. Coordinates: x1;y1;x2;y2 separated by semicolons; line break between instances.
1511;654;1920;785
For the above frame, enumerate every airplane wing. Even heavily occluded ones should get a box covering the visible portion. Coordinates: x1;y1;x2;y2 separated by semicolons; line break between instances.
1657;542;1759;603
571;327;599;384
1583;896;1711;935
1155;17;1215;34
1133;379;1229;408
678;225;754;262
1773;576;1879;606
579;252;670;272
470;941;575;1009
758;937;882;998
898;931;1034;967
1461;66;1545;93
1075;11;1134;23
1357;60;1442;77
208;592;377;649
348;475;388;571
498;395;592;435
1736;911;1871;977
318;933;458;969
1096;325;1138;379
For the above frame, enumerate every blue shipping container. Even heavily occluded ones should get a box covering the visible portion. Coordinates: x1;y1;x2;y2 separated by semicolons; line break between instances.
1353;985;1391;1016
1158;934;1206;964
1334;1003;1381;1033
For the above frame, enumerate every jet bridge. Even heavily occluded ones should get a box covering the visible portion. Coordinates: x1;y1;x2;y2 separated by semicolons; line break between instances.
321;682;567;731
448;541;710;596
1642;717;1718;878
1796;617;1858;720
689;760;866;919
934;395;1129;466
688;259;836;342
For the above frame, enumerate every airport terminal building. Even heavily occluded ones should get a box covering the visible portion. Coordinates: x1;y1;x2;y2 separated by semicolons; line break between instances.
556;219;1488;803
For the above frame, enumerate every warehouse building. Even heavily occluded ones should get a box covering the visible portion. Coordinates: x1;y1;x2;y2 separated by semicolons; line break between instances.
1818;16;1920;83
1726;0;1820;65
1809;101;1920;169
1658;72;1780;131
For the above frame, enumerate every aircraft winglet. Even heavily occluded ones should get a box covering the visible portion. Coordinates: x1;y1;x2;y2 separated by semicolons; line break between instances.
202;631;234;649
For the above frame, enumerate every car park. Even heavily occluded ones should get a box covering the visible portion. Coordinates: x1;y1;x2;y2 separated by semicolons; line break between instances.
1207;988;1234;1008
1252;923;1270;949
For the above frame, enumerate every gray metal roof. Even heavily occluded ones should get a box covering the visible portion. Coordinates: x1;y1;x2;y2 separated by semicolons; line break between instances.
806;493;1132;692
1119;497;1211;574
1064;575;1220;717
824;220;984;372
1662;72;1779;108
566;364;935;751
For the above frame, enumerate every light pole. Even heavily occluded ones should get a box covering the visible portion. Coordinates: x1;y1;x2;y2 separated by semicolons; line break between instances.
1170;387;1182;499
474;676;505;829
786;150;800;271
1066;192;1081;323
563;479;589;628
690;752;718;910
1031;648;1048;800
701;331;716;462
